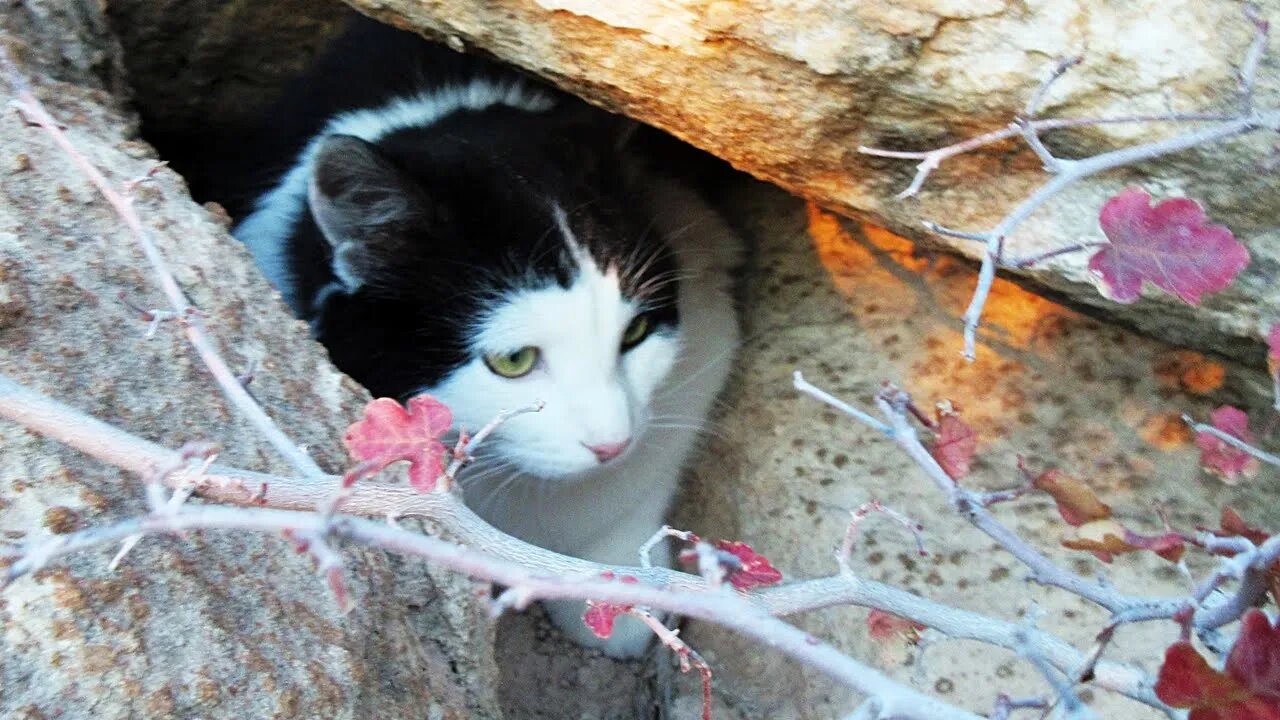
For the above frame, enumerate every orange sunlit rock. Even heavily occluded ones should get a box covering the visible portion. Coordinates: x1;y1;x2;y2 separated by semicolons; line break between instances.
1153;350;1225;395
976;283;1068;352
1138;411;1194;450
860;222;930;273
806;203;923;320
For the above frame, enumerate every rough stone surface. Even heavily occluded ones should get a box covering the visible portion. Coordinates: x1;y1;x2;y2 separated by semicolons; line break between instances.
14;3;1280;719
0;4;500;718
671;179;1280;718
104;0;349;134
347;0;1280;362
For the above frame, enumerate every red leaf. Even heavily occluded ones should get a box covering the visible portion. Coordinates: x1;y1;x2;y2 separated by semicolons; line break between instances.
1033;469;1112;526
1089;188;1249;305
582;574;639;639
1226;611;1280;710
1156;610;1280;720
1122;530;1187;564
343;395;453;492
1211;508;1273;548
715;540;783;590
1061;519;1185;564
867;609;925;643
1195;406;1260;484
931;410;977;481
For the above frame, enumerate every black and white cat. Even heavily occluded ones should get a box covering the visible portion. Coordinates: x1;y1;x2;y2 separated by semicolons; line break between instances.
229;18;739;656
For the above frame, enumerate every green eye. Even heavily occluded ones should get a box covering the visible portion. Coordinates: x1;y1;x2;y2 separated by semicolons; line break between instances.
484;346;540;378
621;314;652;351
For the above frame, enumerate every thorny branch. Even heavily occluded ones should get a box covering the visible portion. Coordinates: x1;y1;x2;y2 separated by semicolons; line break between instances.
859;8;1278;361
2;46;327;483
0;373;1169;715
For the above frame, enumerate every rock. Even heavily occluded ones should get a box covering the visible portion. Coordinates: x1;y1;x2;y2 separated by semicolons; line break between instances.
672;179;1280;718
16;3;1280;718
0;3;500;718
346;0;1280;362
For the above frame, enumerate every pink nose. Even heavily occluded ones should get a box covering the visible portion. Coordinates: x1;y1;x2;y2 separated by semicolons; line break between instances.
585;438;631;463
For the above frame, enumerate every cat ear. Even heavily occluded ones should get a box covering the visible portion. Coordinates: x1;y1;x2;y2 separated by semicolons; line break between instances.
307;134;430;291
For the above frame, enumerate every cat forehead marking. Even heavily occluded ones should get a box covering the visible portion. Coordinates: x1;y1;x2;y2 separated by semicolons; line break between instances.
552;203;617;281
476;203;630;353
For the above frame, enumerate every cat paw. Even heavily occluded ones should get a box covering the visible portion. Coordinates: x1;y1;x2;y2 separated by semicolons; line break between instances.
543;598;657;659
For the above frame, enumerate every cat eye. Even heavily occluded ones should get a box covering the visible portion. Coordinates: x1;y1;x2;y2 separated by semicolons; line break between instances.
621;313;652;351
484;346;540;378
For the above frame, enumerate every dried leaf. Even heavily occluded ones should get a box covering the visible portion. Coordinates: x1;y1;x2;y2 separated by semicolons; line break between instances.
1062;519;1185;564
931;410;977;481
1155;610;1280;720
582;573;639;639
1211;508;1273;547
1195;406;1260;484
715;540;783;590
343;395;453;492
1089;188;1249;305
867;609;925;643
1033;470;1112;526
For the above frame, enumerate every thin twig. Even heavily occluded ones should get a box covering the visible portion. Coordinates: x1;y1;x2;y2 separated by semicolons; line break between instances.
1182;413;1280;468
793;371;892;435
631;609;714;720
1015;622;1098;720
639;525;698;569
1008;241;1108;269
858;111;1235;200
2;52;327;482
839;500;926;575
1024;56;1083;118
1239;4;1270;112
438;401;544;492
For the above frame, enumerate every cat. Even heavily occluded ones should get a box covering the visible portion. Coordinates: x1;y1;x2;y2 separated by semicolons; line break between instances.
228;16;740;657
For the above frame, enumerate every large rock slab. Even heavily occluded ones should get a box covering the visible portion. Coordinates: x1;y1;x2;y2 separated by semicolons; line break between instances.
350;0;1280;362
672;177;1280;718
0;3;500;717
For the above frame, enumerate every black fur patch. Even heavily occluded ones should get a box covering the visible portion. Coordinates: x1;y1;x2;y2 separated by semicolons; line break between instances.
224;17;680;399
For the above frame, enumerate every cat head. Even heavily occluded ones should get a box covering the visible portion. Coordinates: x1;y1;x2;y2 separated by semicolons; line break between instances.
304;111;682;478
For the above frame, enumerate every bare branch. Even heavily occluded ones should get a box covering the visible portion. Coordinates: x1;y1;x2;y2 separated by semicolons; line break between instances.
793;371;892;435
1182;413;1280;468
859;111;1234;200
631;609;714;720
0;372;1170;711
438;400;544;492
0;500;990;720
858;17;1278;361
990;694;1049;720
639;525;698;569
1239;4;1270;111
953;108;1276;359
3;53;327;482
839;500;926;575
1014;118;1064;173
1024;56;1083;118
